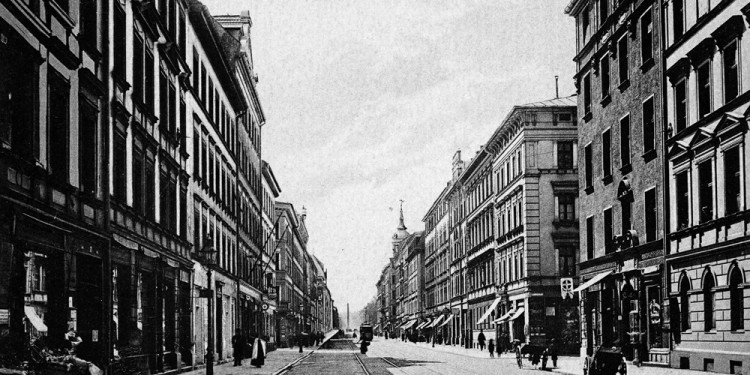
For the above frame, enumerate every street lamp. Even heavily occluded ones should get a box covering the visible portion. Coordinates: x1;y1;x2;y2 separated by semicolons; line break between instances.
298;303;304;353
198;237;218;375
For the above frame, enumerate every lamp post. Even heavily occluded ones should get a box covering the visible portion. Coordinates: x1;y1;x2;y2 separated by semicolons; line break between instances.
198;237;218;375
298;303;303;353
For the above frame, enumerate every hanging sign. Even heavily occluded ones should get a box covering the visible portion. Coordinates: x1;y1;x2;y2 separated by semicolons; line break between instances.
561;278;574;299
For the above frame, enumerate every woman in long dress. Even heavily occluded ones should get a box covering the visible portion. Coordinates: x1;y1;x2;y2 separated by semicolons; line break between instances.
250;337;266;368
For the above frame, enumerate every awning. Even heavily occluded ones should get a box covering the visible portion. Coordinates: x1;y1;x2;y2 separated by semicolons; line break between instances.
440;314;454;327
373;324;379;329
509;307;525;321
493;308;515;324
429;315;445;328
401;320;416;329
476;297;503;325
416;321;429;329
24;306;47;333
573;270;613;293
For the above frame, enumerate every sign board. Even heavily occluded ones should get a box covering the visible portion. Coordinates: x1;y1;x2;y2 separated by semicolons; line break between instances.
561;278;574;299
649;300;661;325
262;303;269;311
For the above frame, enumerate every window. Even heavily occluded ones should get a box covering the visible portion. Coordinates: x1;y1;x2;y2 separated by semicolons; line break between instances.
193;51;200;90
676;170;689;229
698;161;713;223
723;41;739;103
113;130;127;202
582;7;590;42
618;36;629;84
585;144;593;188
0;43;37;159
640;10;653;63
583;73;592;115
48;72;69;182
558;141;574;169
180;98;186;149
621;199;631;234
113;5;126;78
169;83;176;134
160;73;169;132
133;33;144;104
675;79;687;132
604;207;613;254
133;139;144;214
679;275;690;332
673;0;684;39
145;152;155;220
729;266;744;331
602;129;611;177
80;0;98;50
620;115;630;167
586;216;595;260
558;195;575;222
645;188;657;242
643;97;655;152
79;99;98;194
725;147;741;215
559;247;575;277
601;54;610;98
599;0;608;24
697;62;711;118
145;50;155;113
703;271;715;331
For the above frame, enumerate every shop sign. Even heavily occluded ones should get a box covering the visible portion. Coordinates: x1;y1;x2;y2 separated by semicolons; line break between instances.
649;300;661;324
561;278;574;299
262;303;269;311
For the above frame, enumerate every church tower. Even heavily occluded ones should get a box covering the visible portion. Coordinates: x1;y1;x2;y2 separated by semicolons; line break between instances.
392;200;410;253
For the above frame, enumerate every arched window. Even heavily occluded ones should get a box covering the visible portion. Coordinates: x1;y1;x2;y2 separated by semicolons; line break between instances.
679;273;691;332
729;266;744;331
703;269;716;332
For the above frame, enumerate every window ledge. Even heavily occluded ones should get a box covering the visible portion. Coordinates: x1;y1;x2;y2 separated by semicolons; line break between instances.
618;79;631;92
640;57;655;72
620;163;632;175
583;111;593;123
600;94;611;107
602;174;613;185
729;330;746;334
642;148;657;162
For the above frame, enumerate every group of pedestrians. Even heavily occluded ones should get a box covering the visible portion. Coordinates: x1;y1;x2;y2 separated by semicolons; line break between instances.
231;329;267;368
474;329;559;370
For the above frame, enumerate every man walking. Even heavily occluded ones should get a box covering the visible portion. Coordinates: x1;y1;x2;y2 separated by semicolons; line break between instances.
477;329;486;351
231;329;246;366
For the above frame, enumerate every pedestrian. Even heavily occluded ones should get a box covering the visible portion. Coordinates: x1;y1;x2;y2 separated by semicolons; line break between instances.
250;336;266;368
542;347;549;370
531;348;541;369
514;342;523;369
65;328;83;355
549;338;558;368
297;332;304;353
231;329;246;366
488;339;495;358
477;329;486;351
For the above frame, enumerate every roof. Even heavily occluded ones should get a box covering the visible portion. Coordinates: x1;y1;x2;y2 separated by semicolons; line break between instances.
519;95;577;108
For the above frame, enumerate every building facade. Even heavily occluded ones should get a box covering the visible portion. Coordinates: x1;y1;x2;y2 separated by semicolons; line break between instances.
566;0;668;363
663;1;750;372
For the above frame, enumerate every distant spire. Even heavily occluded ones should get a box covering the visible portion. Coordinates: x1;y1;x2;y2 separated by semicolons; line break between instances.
397;199;407;230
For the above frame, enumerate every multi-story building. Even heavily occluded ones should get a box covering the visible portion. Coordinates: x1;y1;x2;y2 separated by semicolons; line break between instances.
662;1;750;372
484;97;579;352
274;202;308;347
402;232;425;332
0;0;112;369
423;186;452;342
447;153;467;347
259;161;281;345
566;0;667;363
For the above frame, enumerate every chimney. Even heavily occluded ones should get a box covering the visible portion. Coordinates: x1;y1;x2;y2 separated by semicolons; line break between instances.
300;206;307;222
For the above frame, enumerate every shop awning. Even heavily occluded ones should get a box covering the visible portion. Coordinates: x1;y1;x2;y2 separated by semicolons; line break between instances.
509;307;525;321
493;308;515;324
440;314;454;327
416;321;429;329
402;320;416;329
374;324;379;329
573;270;613;293
25;306;47;333
429;315;445;328
476;297;503;326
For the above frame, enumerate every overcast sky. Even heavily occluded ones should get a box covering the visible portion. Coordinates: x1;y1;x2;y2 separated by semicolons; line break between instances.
201;0;576;311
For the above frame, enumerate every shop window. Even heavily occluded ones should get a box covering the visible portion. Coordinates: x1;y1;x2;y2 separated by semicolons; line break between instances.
602;129;611;177
697;61;711;119
643;97;655;153
729;266;744;331
675;79;688;132
698;161;713;223
679;275;691;332
703;270;715;331
620;115;630;167
48;71;69;182
725;147;741;215
645;188;657;242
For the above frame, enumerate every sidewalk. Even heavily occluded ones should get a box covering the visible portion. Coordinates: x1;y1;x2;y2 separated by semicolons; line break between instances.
179;347;315;375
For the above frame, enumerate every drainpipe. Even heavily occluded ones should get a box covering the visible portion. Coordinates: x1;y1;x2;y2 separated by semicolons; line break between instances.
659;0;673;357
103;0;113;371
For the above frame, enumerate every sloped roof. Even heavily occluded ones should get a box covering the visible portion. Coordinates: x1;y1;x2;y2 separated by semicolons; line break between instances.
519;95;577;108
